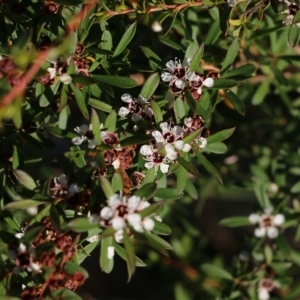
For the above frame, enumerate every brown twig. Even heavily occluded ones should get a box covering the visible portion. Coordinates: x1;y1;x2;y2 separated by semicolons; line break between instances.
0;0;97;110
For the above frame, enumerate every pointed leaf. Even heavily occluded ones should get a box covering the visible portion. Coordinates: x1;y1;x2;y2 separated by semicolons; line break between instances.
113;242;146;267
151;101;163;124
122;230;136;281
93;75;138;88
219;216;251;227
4;200;44;211
177;156;201;178
221;38;239;72
225;90;245;115
100;236;114;273
67;218;98;233
201;264;233;280
206;128;235;143
288;24;300;47
195;152;223;183
140;73;160;99
99;176;114;198
188;43;204;73
13;169;36;190
70;83;89;119
114;22;137;57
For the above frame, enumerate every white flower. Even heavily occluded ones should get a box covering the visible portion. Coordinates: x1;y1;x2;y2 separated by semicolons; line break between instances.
197;137;207;149
143;218;155;231
99;193;155;241
250;209;285;239
228;0;236;7
140;145;176;174
258;288;270;300
280;0;300;27
152;21;163;32
112;217;126;230
118;93;153;122
72;124;97;148
60;73;72;84
107;246;115;259
47;67;56;79
152;122;190;153
86;235;99;243
258;278;278;300
89;213;100;224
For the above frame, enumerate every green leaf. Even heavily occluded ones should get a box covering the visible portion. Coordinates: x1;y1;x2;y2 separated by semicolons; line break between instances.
253;181;271;209
67;218;98;233
50;204;61;234
78;241;99;264
70;83;89;119
91;108;102;145
113;242;146;267
120;134;153;147
12;145;20;169
122;230;136;281
288;24;300;47
51;289;82;300
135;182;157;200
111;173;123;192
182;128;201;144
13;169;36;190
162;11;179;37
152;219;172;235
151;101;163;124
225;90;245;115
64;261;89;279
201;263;233;280
206;128;235;143
174;98;186;124
140;46;161;68
71;74;96;86
177;156;201;178
212;79;239;89
222;64;256;80
154;188;183;200
291;181;300;193
204;142;227;154
114;22;137;57
188;43;204;73
184;180;198;200
264;244;273;265
221;38;239;72
185;89;197;112
99;176;114;198
143;231;173;251
142;167;156;185
176;165;187;195
89;98;112;113
219;216;251;227
139;202;164;218
276;233;290;256
100;236;114;273
140;73;160;99
195;152;222;183
39;80;60;107
93;75;138;88
104;111;117;132
21;225;43;244
185;42;199;60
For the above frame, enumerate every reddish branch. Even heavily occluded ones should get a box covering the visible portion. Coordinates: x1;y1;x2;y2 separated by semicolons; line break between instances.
0;0;97;109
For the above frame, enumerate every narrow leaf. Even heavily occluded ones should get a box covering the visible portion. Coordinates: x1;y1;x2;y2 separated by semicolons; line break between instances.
177;156;201;178
114;22;137;57
140;73;160;99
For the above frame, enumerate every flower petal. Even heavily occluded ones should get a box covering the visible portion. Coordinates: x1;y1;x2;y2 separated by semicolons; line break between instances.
60;73;72;84
152;130;164;143
140;145;153;156
118;107;130;117
161;72;173;82
273;214;285;226
121;93;133;103
132;113;142;122
248;213;260;224
112;217;126;230
160;163;169;173
203;77;214;88
267;227;279;239
138;94;148;105
254;227;266;238
72;136;85;145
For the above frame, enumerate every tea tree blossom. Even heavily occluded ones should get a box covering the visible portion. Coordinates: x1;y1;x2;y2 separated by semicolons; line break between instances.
186;72;214;98
118;93;153;122
280;0;300;27
140;144;177;174
152;122;191;152
72;124;98;148
100;194;155;242
258;278;279;300
249;207;285;239
161;58;191;94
